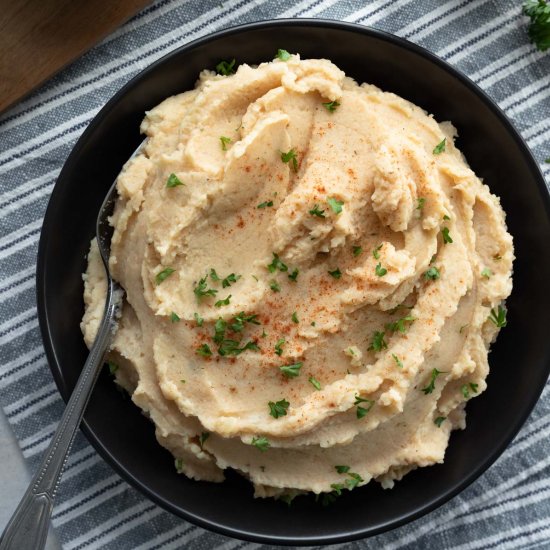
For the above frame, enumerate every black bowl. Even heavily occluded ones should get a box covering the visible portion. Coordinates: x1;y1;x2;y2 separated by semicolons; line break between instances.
37;19;550;545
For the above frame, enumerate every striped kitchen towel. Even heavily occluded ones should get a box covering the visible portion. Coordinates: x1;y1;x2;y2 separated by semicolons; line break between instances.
1;0;549;548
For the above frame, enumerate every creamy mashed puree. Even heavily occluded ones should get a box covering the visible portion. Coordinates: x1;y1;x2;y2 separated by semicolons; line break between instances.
82;54;513;499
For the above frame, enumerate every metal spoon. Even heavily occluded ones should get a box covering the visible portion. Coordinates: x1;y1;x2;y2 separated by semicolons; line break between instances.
0;143;142;549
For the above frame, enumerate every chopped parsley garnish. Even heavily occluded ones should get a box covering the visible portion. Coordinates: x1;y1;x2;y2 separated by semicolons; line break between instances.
328;267;342;279
267;252;288;273
280;149;298;172
270;280;281;292
434;416;446;427
352;245;363;257
443;214;451;221
489;305;507;328
441;227;453;244
421;368;444;395
309;376;322;390
170;312;180;323
373;244;382;260
216;58;236;75
210;268;220;281
459;324;469;334
215;295;232;307
268;399;290;418
309;204;326;218
156;267;175;285
218;339;259;356
222;273;241;288
322;100;340;112
230;312;260;332
194;276;218;298
280;362;303;378
257;200;274;208
385;315;416;334
354;395;374;418
196;343;213;357
251;436;270;451
166;173;184;188
417;197;426;210
107;361;118;374
194;312;203;326
199;432;210;448
214;317;226;343
220;136;232;150
481;268;492;279
335;465;350;474
433;138;446;155
430;254;437;264
424;266;441;280
175;458;184;473
461;384;471;399
392;354;404;368
291;311;299;323
327;197;344;214
368;331;387;352
523;0;550;51
470;382;479;393
274;338;285;356
375;263;388;277
288;268;299;282
276;49;291;61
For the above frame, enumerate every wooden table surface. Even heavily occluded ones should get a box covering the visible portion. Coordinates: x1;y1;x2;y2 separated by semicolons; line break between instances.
0;0;152;115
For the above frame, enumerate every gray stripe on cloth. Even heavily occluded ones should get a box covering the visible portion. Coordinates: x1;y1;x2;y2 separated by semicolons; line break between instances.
0;0;549;548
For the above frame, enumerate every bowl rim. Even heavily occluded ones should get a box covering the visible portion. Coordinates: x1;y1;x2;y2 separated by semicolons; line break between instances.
36;17;550;545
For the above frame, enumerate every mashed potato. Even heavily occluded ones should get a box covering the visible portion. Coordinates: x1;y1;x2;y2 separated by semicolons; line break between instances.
81;54;513;499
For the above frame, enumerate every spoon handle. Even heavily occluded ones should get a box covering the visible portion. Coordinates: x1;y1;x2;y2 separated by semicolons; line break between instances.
0;283;121;550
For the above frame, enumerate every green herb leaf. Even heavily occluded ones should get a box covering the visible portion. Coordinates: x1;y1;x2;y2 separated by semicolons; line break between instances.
274;338;285;356
392;354;404;368
218;339;259;356
489;305;507;328
222;273;241;288
481;268;492;279
268;399;290;418
354;394;375;418
291;311;299;323
328;268;342;279
166;173;184;188
335;465;350;474
385;315;416;334
156;267;175;285
309;204;326;218
280;149;298;172
375;263;388;277
199;432;210;448
175;458;184;473
215;295;232;307
443;214;451;221
322;100;340;112
434;416;446;427
421;368;444;395
523;0;550;51
194;312;203;326
220;136;232;150
327;197;344;214
470;382;479;393
309;376;321;390
216;58;236;75
107;361;118;375
251;436;270;451
352;245;363;257
424;266;441;280
267;252;288;273
196;343;213;357
230;311;260;332
270;279;281;292
194;276;218;298
170;312;180;323
276;49;291;61
288;268;299;282
210;268;221;281
417;197;426;210
257;200;274;208
214;317;227;344
373;244;382;260
433;138;446;155
442;227;453;244
368;331;387;352
280;362;303;378
461;384;470;399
